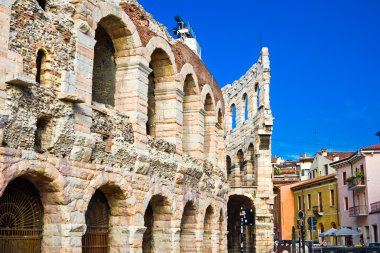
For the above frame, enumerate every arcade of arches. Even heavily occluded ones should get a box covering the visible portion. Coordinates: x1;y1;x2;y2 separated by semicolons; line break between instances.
0;0;274;252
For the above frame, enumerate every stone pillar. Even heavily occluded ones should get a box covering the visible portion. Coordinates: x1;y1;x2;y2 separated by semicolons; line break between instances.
42;222;84;253
233;162;241;186
152;227;180;253
127;226;146;253
245;160;255;186
183;95;203;159
204;116;217;164
216;126;225;173
154;84;183;152
0;4;10;118
114;53;151;149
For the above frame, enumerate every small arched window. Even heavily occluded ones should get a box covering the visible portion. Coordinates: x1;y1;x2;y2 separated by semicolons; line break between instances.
226;156;232;176
37;0;46;11
231;104;236;129
243;93;248;121
255;83;260;109
36;49;47;84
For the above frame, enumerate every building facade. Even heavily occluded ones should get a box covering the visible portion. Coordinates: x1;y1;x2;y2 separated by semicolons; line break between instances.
291;174;340;243
0;0;274;252
331;144;380;245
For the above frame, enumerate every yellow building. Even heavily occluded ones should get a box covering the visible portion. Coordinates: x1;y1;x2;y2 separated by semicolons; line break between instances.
291;174;339;242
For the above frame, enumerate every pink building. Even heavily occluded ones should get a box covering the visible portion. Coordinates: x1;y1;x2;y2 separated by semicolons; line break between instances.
331;144;380;245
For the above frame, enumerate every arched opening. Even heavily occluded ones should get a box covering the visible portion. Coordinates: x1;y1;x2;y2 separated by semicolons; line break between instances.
217;109;223;127
230;104;236;129
203;206;214;253
255;83;260;111
183;74;197;154
143;195;173;253
36;49;47;84
0;177;43;252
204;94;215;159
147;48;175;137
92;22;116;106
226;155;232;177
180;201;197;253
243;93;248;121
37;0;46;11
248;143;254;161
82;189;110;253
237;149;244;175
227;195;255;253
34;116;53;153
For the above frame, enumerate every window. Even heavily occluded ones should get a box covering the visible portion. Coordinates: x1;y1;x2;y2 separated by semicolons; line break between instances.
36;49;47;84
344;197;349;210
343;172;347;185
307;194;311;209
318;192;323;211
373;225;378;242
330;190;335;206
324;164;328;175
298;196;302;210
231;104;236;129
243;93;248;121
259;135;270;150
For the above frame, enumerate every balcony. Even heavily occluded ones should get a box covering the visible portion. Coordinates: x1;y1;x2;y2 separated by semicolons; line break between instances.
347;177;366;190
349;205;368;217
312;205;323;216
370;201;380;213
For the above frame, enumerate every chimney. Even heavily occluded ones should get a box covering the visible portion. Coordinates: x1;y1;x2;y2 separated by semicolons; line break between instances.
321;149;327;157
333;155;339;162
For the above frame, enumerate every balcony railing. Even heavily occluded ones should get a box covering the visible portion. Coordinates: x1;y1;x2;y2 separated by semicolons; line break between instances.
370;201;380;213
312;205;323;216
347;177;366;190
349;205;368;217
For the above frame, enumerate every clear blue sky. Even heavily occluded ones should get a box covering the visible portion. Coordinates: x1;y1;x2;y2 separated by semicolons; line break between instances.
137;0;380;160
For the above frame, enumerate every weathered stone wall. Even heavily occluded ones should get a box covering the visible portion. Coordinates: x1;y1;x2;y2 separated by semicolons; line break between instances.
0;0;274;252
222;48;275;252
0;0;229;252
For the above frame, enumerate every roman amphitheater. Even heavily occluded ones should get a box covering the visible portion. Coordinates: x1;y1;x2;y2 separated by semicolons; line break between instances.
0;0;274;252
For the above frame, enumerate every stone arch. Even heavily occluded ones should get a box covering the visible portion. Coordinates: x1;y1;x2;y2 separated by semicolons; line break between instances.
81;173;133;215
142;194;174;253
181;65;202;155
145;38;177;139
0;177;44;252
180;63;200;94
81;175;133;252
227;195;255;253
0;161;66;206
203;205;215;253
144;36;176;71
91;2;142;49
201;84;216;162
180;200;198;253
0;161;67;251
92;13;141;106
216;101;224;167
200;84;216;107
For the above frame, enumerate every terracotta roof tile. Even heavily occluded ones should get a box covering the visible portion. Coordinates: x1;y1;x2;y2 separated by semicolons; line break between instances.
290;173;336;189
317;151;355;161
361;143;380;151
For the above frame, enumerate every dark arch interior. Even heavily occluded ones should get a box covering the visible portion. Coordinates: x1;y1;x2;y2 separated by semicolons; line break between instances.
36;49;46;83
227;195;255;253
92;23;116;106
82;189;110;253
0;177;43;252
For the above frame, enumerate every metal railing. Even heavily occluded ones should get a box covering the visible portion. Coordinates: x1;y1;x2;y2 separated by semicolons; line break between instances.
370;201;380;213
348;177;366;190
349;205;368;217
